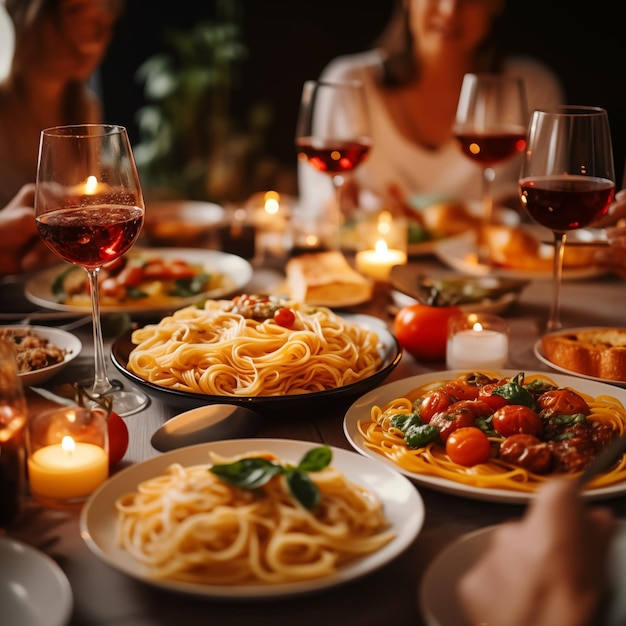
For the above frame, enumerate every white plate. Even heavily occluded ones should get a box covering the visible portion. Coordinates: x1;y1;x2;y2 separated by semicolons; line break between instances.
0;326;82;386
24;248;253;314
419;521;626;626
435;230;606;280
343;369;626;504
0;535;73;626
534;329;626;388
80;438;424;600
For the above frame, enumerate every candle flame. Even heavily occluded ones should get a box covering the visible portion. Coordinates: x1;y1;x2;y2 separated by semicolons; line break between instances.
61;436;76;453
377;210;393;237
263;192;280;216
374;239;389;255
84;176;98;194
472;322;484;332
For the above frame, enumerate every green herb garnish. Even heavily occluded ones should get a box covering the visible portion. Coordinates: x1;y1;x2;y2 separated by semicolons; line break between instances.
209;445;332;510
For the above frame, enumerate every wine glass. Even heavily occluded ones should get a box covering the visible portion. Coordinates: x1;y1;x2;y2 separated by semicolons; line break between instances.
295;79;372;251
453;73;528;263
519;106;615;332
35;124;149;417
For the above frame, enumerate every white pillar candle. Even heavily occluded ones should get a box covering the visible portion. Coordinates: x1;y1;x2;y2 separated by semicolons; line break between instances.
446;321;509;370
355;240;407;281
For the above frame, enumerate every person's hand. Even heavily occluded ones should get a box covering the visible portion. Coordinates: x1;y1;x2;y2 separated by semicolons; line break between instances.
457;477;616;626
0;183;57;275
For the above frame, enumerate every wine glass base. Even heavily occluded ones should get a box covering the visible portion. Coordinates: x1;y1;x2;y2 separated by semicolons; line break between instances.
79;379;150;417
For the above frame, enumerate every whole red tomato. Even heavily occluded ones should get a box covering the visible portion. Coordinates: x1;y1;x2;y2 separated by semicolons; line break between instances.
393;303;461;362
107;411;129;468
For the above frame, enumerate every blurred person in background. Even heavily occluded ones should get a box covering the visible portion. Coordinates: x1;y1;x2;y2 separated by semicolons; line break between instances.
297;0;565;217
0;0;123;207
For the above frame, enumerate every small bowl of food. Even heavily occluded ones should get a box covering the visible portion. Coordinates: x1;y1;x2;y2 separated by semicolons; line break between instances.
0;326;82;386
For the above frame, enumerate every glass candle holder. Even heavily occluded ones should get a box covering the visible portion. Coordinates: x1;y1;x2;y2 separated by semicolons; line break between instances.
26;406;109;508
0;340;27;528
446;312;509;371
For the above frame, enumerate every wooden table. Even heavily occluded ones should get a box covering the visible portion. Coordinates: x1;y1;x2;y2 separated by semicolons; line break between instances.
4;258;626;626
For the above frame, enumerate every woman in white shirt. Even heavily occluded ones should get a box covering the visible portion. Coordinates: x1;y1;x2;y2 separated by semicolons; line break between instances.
298;0;565;216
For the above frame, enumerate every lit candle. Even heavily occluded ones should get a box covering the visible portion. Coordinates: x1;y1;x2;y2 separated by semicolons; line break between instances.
355;239;408;281
446;321;509;370
28;436;108;501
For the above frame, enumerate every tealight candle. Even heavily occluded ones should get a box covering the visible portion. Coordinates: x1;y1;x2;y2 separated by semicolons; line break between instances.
446;313;509;370
355;239;408;281
26;406;109;507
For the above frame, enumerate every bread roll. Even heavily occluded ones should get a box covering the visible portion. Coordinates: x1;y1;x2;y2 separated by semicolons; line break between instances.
421;202;480;238
541;328;626;381
286;251;373;306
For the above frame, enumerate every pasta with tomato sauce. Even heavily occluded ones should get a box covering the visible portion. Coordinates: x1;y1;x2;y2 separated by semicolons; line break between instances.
358;371;626;492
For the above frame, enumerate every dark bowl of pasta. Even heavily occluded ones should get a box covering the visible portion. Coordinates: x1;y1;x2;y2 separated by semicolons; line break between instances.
110;308;402;417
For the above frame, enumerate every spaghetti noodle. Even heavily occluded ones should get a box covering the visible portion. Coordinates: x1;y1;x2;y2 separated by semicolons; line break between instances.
358;371;626;492
114;450;394;585
127;298;383;396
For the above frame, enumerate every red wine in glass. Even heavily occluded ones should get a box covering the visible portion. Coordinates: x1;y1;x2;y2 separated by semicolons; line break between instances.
295;138;371;174
36;205;144;267
454;129;526;166
518;106;615;332
519;175;614;231
295;80;372;251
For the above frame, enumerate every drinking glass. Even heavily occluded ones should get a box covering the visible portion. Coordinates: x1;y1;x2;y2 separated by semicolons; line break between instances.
35;124;149;416
295;79;372;250
519;106;615;331
453;73;528;262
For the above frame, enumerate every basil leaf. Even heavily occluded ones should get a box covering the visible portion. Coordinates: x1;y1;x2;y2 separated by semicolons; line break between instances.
286;470;320;510
210;457;284;489
404;423;440;448
297;445;332;472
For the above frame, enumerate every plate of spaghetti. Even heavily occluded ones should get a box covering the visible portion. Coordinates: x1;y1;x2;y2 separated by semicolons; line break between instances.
344;369;626;504
110;296;401;414
79;439;424;599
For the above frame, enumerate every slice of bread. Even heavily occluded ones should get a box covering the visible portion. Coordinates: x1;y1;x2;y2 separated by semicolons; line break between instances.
285;251;373;306
541;328;626;381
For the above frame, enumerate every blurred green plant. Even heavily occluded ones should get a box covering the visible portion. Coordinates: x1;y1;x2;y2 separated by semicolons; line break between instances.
133;0;274;203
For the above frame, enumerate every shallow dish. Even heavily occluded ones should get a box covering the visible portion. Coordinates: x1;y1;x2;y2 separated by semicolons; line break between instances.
389;264;528;314
110;313;401;416
24;248;253;315
534;328;626;387
419;521;626;626
0;325;82;386
80;438;424;600
0;535;73;626
343;369;626;504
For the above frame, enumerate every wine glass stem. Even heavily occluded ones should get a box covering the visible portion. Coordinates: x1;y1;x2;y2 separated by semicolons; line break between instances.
330;176;343;251
85;266;111;397
547;232;567;332
477;167;494;264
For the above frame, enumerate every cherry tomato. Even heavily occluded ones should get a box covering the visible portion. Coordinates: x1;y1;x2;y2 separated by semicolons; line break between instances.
491;404;543;438
274;307;296;328
117;265;145;287
100;277;125;299
107;411;129;468
446;426;492;467
430;399;492;441
537;389;591;416
478;382;510;411
442;381;481;401
418;388;455;422
393;303;461;362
